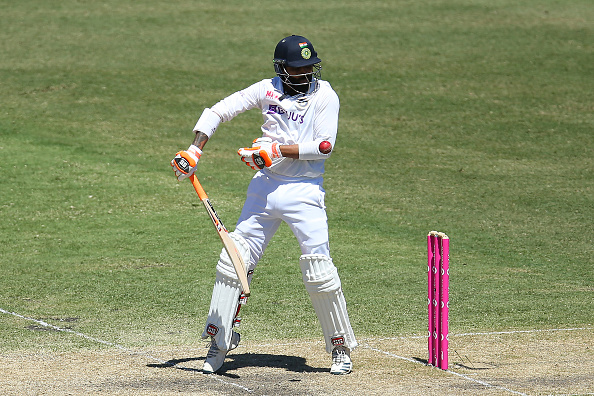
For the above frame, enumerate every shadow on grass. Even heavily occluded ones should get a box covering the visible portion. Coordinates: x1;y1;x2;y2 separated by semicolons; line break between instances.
148;353;327;378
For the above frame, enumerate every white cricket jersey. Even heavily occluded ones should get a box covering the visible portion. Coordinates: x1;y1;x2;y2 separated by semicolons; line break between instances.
210;77;339;178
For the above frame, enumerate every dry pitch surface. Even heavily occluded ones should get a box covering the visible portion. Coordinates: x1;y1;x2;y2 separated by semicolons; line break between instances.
1;327;592;395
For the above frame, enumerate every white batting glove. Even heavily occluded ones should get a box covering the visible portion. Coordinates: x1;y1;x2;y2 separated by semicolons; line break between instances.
171;145;202;181
237;137;282;170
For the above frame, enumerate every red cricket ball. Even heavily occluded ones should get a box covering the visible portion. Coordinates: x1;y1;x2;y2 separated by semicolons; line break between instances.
319;140;332;154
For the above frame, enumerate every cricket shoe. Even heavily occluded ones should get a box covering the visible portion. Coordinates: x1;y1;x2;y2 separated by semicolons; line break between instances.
330;346;352;375
202;331;241;374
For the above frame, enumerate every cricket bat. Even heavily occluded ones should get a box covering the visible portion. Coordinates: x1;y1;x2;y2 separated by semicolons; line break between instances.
189;174;251;297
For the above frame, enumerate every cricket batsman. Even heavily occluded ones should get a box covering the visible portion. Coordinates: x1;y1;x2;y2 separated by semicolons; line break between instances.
171;35;357;375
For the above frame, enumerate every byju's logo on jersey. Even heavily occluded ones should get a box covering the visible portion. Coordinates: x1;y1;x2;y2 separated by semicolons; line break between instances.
267;105;304;124
267;104;285;115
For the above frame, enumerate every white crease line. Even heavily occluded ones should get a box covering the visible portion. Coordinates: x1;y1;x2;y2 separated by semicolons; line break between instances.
361;343;529;396
0;308;253;393
365;327;592;343
446;369;529;396
360;328;591;396
451;327;592;337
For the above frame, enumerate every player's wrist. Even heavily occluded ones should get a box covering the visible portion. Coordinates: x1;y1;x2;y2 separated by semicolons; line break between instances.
187;144;203;159
270;142;282;158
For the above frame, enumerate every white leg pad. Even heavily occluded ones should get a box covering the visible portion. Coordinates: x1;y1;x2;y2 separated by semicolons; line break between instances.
202;232;252;350
300;254;358;353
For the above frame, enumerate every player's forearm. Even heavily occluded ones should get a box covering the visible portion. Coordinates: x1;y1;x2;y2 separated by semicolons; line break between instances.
192;131;210;150
279;144;300;159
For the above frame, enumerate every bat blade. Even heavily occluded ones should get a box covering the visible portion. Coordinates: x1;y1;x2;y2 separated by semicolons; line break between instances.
201;197;251;297
190;175;251;296
219;230;251;297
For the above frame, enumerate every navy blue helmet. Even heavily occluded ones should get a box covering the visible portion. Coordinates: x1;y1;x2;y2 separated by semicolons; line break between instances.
273;35;322;93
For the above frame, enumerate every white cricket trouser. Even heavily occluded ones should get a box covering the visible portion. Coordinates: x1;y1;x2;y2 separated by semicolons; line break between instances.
202;169;357;353
234;170;330;263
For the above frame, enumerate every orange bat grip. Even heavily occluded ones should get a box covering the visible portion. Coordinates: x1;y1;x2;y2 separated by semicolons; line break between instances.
190;174;208;201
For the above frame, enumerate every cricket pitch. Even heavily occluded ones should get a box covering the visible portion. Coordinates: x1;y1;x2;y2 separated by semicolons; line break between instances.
1;328;592;395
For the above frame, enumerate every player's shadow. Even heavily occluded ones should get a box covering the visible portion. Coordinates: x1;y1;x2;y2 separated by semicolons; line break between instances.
148;353;327;378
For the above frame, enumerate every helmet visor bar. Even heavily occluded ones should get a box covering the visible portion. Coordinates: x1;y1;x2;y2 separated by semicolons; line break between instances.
274;62;322;88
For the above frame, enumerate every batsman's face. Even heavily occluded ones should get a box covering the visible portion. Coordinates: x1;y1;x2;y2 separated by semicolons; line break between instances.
285;65;314;85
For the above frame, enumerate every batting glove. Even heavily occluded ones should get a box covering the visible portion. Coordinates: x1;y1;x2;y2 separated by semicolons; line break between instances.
237;137;282;170
171;145;202;181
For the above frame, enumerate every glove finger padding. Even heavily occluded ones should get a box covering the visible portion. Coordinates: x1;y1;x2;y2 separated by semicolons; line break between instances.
237;138;279;170
252;136;273;146
237;146;271;170
237;147;259;159
238;147;259;170
241;155;259;170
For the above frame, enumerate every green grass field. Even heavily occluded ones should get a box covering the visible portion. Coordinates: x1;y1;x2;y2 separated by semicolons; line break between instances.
1;0;592;366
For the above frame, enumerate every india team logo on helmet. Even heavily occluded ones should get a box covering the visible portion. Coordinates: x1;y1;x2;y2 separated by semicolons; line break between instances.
298;41;312;60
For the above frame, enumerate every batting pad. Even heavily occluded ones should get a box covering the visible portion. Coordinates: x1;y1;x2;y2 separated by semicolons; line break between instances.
299;254;358;353
202;233;252;350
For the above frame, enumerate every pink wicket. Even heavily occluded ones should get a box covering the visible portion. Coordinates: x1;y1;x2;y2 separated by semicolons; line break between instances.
427;231;449;370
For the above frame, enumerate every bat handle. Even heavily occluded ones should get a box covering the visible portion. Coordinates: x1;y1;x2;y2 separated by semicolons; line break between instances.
190;174;208;201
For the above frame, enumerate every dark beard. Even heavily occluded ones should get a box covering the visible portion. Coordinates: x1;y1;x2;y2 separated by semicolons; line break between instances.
283;76;312;96
282;83;306;96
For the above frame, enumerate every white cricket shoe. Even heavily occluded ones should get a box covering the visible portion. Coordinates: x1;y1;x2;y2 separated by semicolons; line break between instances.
202;331;241;374
330;346;352;375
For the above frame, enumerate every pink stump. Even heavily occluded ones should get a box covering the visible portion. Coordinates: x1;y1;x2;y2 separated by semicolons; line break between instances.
427;234;435;366
427;231;449;370
439;235;449;370
433;235;441;367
